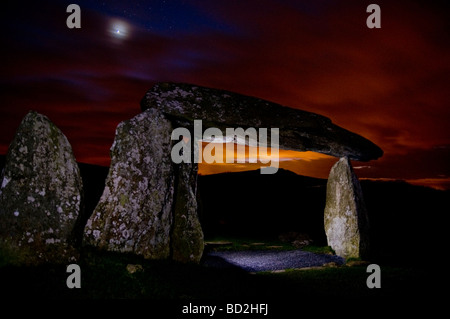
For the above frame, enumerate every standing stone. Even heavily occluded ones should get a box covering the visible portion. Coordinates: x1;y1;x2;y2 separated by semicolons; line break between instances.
0;111;83;265
83;109;176;259
171;161;204;263
324;157;370;259
83;109;205;262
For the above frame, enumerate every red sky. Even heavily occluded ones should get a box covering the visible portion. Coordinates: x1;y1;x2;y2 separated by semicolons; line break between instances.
0;0;449;189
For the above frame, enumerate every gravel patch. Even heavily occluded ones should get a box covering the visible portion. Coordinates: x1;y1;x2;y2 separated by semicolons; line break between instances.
202;249;345;272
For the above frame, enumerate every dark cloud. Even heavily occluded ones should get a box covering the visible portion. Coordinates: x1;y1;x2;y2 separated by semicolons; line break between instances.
0;0;449;187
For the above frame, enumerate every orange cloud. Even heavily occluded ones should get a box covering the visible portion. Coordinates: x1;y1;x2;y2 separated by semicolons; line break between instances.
198;141;336;178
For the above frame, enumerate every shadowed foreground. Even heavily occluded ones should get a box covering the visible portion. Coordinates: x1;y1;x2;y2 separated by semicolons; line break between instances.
0;247;435;304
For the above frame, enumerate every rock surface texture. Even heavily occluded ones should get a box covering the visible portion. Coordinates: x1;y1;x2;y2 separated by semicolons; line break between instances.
0;111;83;265
83;109;204;262
84;109;175;259
1;84;381;266
141;82;383;161
171;162;204;263
324;157;370;259
86;82;381;263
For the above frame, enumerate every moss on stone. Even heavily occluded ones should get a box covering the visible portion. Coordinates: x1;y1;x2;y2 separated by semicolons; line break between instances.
120;194;129;206
83;109;175;260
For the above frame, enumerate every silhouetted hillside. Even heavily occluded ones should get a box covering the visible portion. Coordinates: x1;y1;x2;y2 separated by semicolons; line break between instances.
198;169;328;242
77;162;109;232
360;179;447;265
1;154;447;265
198;169;447;265
0;155;4;172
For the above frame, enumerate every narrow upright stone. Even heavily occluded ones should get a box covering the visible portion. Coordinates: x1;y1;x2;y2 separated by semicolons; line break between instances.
171;161;204;263
324;157;370;259
0;111;83;265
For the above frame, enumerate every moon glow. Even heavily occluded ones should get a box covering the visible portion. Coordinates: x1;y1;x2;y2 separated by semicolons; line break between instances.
109;19;129;39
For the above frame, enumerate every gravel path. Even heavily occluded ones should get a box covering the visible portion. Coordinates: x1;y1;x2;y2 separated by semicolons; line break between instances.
202;249;345;272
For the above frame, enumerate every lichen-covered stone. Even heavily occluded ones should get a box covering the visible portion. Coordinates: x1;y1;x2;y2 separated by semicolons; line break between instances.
171;162;204;263
141;82;383;161
83;109;175;259
0;111;83;265
324;157;370;259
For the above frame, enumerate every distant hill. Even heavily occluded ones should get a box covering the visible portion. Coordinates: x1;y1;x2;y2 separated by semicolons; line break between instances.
0;155;4;172
199;169;447;265
76;162;109;232
358;178;447;265
1;154;447;265
198;168;328;241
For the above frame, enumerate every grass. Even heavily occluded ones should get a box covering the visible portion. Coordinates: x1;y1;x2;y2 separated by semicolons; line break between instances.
204;237;337;258
1;248;263;300
204;236;298;252
0;248;430;300
301;245;335;255
0;240;437;308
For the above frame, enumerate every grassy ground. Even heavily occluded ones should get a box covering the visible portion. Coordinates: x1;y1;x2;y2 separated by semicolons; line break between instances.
204;236;334;254
204;236;297;252
0;241;435;303
2;249;441;317
1;239;441;319
0;254;429;301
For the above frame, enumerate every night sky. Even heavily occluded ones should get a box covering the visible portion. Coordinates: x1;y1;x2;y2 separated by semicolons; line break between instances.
1;0;449;189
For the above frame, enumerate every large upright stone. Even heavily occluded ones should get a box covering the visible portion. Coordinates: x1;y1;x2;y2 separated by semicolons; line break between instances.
0;111;83;265
324;157;370;259
83;109;204;262
83;109;175;259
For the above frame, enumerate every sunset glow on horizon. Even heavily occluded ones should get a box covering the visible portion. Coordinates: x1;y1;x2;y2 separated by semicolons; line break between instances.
196;142;336;178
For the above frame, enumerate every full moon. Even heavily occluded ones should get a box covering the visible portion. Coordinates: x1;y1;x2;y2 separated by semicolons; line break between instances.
109;19;129;39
